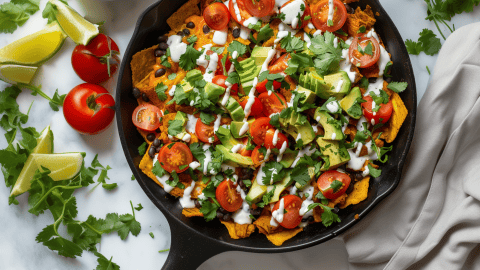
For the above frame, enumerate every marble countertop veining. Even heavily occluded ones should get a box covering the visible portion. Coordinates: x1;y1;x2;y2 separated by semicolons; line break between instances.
0;0;479;269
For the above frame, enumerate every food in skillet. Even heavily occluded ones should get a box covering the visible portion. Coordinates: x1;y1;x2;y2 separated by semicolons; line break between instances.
130;0;408;246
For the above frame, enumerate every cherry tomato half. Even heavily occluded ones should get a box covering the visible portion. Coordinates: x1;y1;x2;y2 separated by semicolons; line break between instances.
132;104;163;132
212;75;238;96
251;146;264;166
203;2;231;31
195;118;219;143
268;53;291;74
311;0;347;32
264;129;289;149
63;83;115;135
280;0;311;29
240;96;264;118
71;34;120;84
238;138;253;157
158;142;193;173
216;180;243;212
256;79;281;94
250;117;273;146
317;170;351;200
272;195;303;229
258;92;287;117
361;95;393;125
229;0;251;25
244;0;275;18
349;35;381;68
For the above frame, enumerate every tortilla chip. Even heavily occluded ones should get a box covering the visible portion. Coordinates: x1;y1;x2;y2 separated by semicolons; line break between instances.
131;46;157;86
360;63;380;78
167;0;201;31
346;6;376;37
220;220;256;239
182;207;203;217
265;227;303;246
254;213;283;235
385;93;408;143
340;176;370;209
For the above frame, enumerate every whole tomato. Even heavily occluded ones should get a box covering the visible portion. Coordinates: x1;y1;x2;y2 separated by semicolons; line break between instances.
63;83;115;135
71;34;120;84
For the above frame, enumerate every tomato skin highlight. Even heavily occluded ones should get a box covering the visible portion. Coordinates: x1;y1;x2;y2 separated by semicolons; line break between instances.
244;0;275;18
63;83;115;135
264;129;289;149
71;34;120;84
216;180;243;212
250;117;273;146
311;0;347;32
258;92;287;117
132;104;163;132
256;79;281;94
317;170;351;200
203;2;231;31
349;35;381;68
195;118;219;143
361;95;393;125
212;75;238;95
158;142;193;174
272;195;303;229
239;97;264;118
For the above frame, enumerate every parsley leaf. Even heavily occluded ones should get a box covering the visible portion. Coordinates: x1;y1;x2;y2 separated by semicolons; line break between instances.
179;44;202;71
387;82;408;93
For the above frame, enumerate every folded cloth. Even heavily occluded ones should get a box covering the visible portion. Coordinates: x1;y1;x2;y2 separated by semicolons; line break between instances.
341;22;480;270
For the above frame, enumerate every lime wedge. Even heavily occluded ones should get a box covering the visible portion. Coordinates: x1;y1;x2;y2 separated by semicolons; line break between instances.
0;64;38;84
0;22;67;66
33;126;54;154
32;153;84;181
49;0;99;45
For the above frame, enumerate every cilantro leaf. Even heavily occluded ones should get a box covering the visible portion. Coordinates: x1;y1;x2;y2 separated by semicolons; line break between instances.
226;71;240;85
368;164;382;178
285;53;314;75
152;160;167;178
168;119;185;136
290;164;311;187
262;162;285;185
0;0;40;33
93;252;120;270
227;40;247;56
134;203;143;211
257;186;276;207
280;32;305;53
387;82;408;93
329;180;343;193
138;142;147;155
406;29;442;56
179;44;202;71
269;114;280;129
199;200;219;221
309;31;343;75
200;112;215;125
306;203;341;227
186;35;197;44
252;23;274;44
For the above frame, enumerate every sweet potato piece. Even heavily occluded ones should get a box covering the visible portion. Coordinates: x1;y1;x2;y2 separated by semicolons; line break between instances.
341;176;370;209
182;208;203;217
221;221;256;239
346;5;376;37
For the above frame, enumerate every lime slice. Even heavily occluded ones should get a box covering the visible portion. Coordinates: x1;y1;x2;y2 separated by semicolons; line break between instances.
0;22;67;66
0;64;38;84
49;0;99;45
10;126;55;196
32;153;84;181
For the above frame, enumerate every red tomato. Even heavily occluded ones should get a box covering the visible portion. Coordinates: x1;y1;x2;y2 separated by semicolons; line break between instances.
256;79;281;94
361;95;393;125
229;0;250;25
268;54;290;74
158;142;193;173
311;0;347;32
238;138;253;157
272;195;303;229
250;117;273;146
212;75;238;96
280;0;311;29
203;2;231;30
71;34;120;84
244;0;275;18
131;104;163;132
251;146;264;166
239;97;264;118
258;92;287;116
264;129;289;149
63;83;115;135
195;118;219;143
349;35;381;68
317;170;351;200
216;180;243;212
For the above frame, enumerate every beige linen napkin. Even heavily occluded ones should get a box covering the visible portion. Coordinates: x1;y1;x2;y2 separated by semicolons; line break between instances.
342;22;480;270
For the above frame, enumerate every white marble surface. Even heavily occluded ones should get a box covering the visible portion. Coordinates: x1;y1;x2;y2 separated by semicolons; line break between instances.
0;0;479;269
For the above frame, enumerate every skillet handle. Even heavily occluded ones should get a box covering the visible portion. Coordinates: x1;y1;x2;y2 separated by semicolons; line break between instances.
161;221;233;270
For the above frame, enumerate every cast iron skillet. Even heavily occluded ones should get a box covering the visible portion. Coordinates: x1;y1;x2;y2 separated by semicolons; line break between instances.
116;1;417;269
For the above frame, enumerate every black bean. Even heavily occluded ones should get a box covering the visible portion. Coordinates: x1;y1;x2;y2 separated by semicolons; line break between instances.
177;31;185;37
132;87;141;99
148;146;156;158
239;168;254;180
332;206;340;214
186;22;195;29
183;29;190;36
153;138;161;147
219;207;228;214
158;42;169;50
216;211;224;219
354;172;364;181
222;213;232;221
142;93;149;102
346;181;355;194
155;128;161;133
157;35;168;43
156;147;162;153
250;208;262;216
384;76;393;83
155;68;166;78
308;216;314;222
203;25;210;34
154;49;166;57
238;179;245;189
147;133;156;141
301;218;308;222
344;3;355;14
194;200;202;208
232;28;241;38
368;77;377;84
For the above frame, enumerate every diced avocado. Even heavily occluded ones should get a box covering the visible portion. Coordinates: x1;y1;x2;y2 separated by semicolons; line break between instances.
223;97;245;121
314;109;344;141
173;111;188;140
316;137;350;171
299;72;330;99
230;118;254;139
216;126;242;150
271;172;295;203
276;148;299;168
251;46;273;66
245;177;268;204
279;111;316;146
185;69;203;84
216;145;253;167
340;87;362;119
323;71;351;99
180;80;193;92
205;82;225;103
295;166;316;190
297;86;316;104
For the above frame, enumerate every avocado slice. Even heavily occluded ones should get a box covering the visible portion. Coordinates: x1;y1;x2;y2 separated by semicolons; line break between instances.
185;69;203;84
251;46;273;66
237;58;261;95
205;82;225;103
299;72;331;99
216;126;242;150
296;86;316;104
316;137;350;171
323;71;351;99
222;96;245;121
340;87;362;119
314;109;344;141
276;148;299;168
216;145;253;167
295;166;316;190
230;119;254;139
271;172;295;203
245;176;268;204
172;111;188;140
